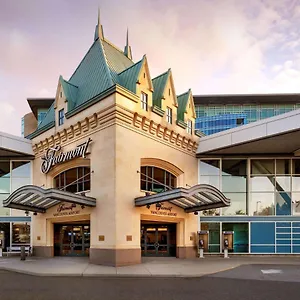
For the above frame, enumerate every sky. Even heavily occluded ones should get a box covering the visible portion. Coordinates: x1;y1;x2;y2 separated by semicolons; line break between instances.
1;0;300;136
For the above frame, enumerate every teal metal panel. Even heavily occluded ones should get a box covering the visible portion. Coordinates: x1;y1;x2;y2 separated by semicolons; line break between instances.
293;246;300;253
276;245;291;253
251;222;275;244
251;245;275;253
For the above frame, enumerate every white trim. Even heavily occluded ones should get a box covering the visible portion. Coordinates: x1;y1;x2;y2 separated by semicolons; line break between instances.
0;131;33;156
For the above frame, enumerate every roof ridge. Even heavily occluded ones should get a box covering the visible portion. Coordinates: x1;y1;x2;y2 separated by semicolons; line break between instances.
62;77;79;88
177;89;191;98
103;38;133;61
99;39;115;85
152;69;169;81
118;56;144;75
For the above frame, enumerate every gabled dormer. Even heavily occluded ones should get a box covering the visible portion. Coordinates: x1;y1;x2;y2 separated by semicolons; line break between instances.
152;69;178;125
177;89;196;135
119;55;153;112
53;76;78;128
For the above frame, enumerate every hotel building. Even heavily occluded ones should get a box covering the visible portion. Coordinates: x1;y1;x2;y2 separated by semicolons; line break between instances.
4;13;229;266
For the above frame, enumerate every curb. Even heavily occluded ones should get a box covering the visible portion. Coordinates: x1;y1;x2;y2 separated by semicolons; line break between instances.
0;264;241;278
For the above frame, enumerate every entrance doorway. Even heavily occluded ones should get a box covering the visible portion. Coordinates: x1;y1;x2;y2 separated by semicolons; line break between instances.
54;223;90;256
141;223;176;257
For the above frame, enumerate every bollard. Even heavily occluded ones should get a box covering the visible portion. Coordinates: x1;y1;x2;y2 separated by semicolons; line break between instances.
224;248;229;259
20;246;26;261
199;248;204;258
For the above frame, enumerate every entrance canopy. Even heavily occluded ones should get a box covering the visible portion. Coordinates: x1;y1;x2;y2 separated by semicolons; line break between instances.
135;184;230;213
3;185;96;213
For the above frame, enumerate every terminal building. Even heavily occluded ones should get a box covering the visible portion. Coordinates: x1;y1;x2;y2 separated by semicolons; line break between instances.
194;94;300;135
197;109;300;254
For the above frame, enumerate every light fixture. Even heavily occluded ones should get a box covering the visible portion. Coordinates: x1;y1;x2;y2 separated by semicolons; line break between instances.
146;204;150;209
156;203;161;209
194;212;199;215
33;212;37;216
25;211;29;216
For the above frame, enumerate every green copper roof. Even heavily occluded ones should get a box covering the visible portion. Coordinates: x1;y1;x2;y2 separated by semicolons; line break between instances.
119;56;144;93
68;40;114;107
177;89;191;122
27;13;189;139
102;39;134;83
59;76;78;111
152;69;170;109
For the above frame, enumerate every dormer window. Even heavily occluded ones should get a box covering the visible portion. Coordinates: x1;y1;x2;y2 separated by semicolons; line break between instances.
187;120;193;134
58;109;65;126
141;92;148;111
166;107;172;124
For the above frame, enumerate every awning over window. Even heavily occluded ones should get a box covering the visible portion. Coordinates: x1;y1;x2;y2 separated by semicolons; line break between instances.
135;184;230;213
3;185;96;213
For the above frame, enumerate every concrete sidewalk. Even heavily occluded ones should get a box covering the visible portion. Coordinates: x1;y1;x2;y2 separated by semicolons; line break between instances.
1;256;300;277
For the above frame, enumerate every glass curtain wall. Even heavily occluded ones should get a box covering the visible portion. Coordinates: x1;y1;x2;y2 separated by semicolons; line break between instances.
0;160;31;251
0;161;10;216
199;158;300;216
195;104;300;135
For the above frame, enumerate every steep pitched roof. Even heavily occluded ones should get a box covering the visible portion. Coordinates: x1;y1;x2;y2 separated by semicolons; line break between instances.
152;70;169;108
118;56;144;93
177;89;192;122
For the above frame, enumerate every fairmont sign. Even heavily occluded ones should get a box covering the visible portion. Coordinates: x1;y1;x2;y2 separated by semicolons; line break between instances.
41;138;92;174
150;204;177;217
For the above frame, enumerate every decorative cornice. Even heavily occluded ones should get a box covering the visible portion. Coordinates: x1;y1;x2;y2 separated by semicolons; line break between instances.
176;120;187;129
32;103;199;157
152;105;165;117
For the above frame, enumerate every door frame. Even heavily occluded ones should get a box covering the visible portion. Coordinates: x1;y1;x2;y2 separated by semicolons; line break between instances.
141;223;176;257
54;223;90;257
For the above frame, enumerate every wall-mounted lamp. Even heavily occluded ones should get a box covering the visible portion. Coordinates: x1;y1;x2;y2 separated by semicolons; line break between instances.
156;203;162;209
194;212;199;215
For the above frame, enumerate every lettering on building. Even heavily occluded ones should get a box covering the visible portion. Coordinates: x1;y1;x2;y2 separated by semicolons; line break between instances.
41;138;92;174
150;204;177;217
53;203;84;217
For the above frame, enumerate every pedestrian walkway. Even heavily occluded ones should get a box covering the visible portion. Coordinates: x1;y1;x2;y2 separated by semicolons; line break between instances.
1;256;300;277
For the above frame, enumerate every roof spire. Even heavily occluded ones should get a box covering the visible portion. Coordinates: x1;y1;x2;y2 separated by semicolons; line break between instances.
124;27;132;60
94;7;104;41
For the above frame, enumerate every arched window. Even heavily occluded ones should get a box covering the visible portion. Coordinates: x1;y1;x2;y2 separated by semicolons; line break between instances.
54;167;90;193
140;166;176;193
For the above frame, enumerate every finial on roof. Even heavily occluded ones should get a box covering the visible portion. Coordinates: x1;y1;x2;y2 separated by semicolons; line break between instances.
124;27;133;60
94;7;104;41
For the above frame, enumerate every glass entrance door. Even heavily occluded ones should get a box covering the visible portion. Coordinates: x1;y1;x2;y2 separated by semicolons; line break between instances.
141;224;176;257
54;224;90;256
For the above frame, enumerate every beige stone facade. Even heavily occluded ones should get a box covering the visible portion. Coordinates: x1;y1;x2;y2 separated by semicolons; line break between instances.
30;82;199;265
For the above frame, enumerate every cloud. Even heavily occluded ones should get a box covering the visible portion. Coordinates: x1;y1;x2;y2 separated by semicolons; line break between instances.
0;101;20;135
1;0;300;137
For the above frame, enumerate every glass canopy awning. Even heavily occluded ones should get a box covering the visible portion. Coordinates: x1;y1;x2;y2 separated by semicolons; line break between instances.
3;185;96;213
135;184;230;213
